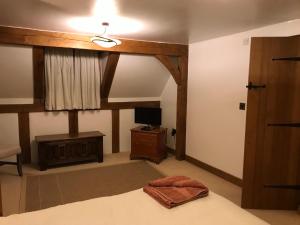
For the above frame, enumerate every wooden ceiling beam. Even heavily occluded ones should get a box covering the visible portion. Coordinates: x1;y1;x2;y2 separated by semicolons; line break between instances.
101;101;160;110
0;101;161;113
101;53;120;99
155;55;182;85
0;26;188;56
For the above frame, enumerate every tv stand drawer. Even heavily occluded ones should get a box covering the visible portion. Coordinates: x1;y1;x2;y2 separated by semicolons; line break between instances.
130;126;166;164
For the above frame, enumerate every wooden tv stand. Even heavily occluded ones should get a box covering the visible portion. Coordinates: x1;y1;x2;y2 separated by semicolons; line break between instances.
130;126;167;164
36;131;104;171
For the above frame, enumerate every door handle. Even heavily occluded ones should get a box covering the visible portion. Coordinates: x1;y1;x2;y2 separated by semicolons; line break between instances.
246;82;266;90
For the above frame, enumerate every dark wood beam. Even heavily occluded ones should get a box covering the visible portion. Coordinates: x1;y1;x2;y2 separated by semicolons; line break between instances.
101;101;160;110
0;104;45;113
33;47;45;104
18;112;31;163
0;101;161;113
176;56;188;160
0;26;188;56
155;55;181;85
101;53;120;99
68;110;79;136
112;109;120;153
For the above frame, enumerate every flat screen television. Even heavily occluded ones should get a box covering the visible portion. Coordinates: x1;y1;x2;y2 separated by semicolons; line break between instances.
135;107;161;127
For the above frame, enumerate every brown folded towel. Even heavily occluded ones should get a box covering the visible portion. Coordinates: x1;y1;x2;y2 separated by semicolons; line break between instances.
144;176;209;208
149;176;206;188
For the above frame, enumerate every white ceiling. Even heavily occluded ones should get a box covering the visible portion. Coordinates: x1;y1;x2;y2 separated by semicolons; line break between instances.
0;0;299;44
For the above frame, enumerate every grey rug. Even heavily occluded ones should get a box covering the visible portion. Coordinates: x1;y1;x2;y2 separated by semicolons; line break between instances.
24;161;164;212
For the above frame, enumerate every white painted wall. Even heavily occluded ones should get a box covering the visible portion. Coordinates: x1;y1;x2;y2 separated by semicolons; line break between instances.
160;77;177;149
0;114;19;161
30;112;69;162
120;109;138;152
78;110;112;154
0;114;19;146
187;19;300;179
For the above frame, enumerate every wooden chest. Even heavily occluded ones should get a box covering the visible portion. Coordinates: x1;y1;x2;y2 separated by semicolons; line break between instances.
36;131;104;171
130;126;167;163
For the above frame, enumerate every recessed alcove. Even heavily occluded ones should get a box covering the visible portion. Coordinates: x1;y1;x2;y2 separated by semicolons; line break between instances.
0;44;34;104
109;54;171;101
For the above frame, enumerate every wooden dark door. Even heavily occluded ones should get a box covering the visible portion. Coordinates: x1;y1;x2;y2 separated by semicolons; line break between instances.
242;36;300;209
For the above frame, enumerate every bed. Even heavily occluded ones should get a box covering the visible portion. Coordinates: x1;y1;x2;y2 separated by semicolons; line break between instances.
0;189;269;225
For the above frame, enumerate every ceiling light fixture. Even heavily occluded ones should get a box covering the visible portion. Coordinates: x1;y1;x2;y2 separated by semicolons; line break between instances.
90;22;121;48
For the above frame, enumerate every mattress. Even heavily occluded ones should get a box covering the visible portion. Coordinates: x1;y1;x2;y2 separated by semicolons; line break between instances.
0;189;269;225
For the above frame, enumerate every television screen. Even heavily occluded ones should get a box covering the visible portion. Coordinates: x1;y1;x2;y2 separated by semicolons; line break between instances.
135;107;161;126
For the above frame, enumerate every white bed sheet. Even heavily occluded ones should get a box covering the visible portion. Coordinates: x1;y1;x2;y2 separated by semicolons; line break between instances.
0;189;269;225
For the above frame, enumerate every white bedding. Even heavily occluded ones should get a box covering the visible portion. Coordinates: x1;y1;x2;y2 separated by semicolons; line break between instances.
0;189;269;225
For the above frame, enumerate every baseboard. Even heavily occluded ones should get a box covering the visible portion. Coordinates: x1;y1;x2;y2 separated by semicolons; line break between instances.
185;155;243;187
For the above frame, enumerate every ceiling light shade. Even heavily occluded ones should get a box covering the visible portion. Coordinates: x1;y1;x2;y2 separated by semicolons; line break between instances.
90;22;121;48
91;36;121;48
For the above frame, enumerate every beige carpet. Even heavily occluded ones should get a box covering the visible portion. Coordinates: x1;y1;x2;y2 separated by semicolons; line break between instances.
23;161;164;212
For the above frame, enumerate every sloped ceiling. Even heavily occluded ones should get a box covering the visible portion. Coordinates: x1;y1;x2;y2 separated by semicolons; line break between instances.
0;0;299;44
0;45;171;100
0;44;33;98
109;54;170;98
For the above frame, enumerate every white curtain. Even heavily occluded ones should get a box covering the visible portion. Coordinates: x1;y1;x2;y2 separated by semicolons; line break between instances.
45;48;101;110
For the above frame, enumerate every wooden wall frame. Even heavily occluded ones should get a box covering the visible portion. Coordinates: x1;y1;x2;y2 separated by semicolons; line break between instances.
18;112;31;163
0;26;188;161
101;53;120;100
33;46;45;104
111;109;120;153
68;110;79;136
